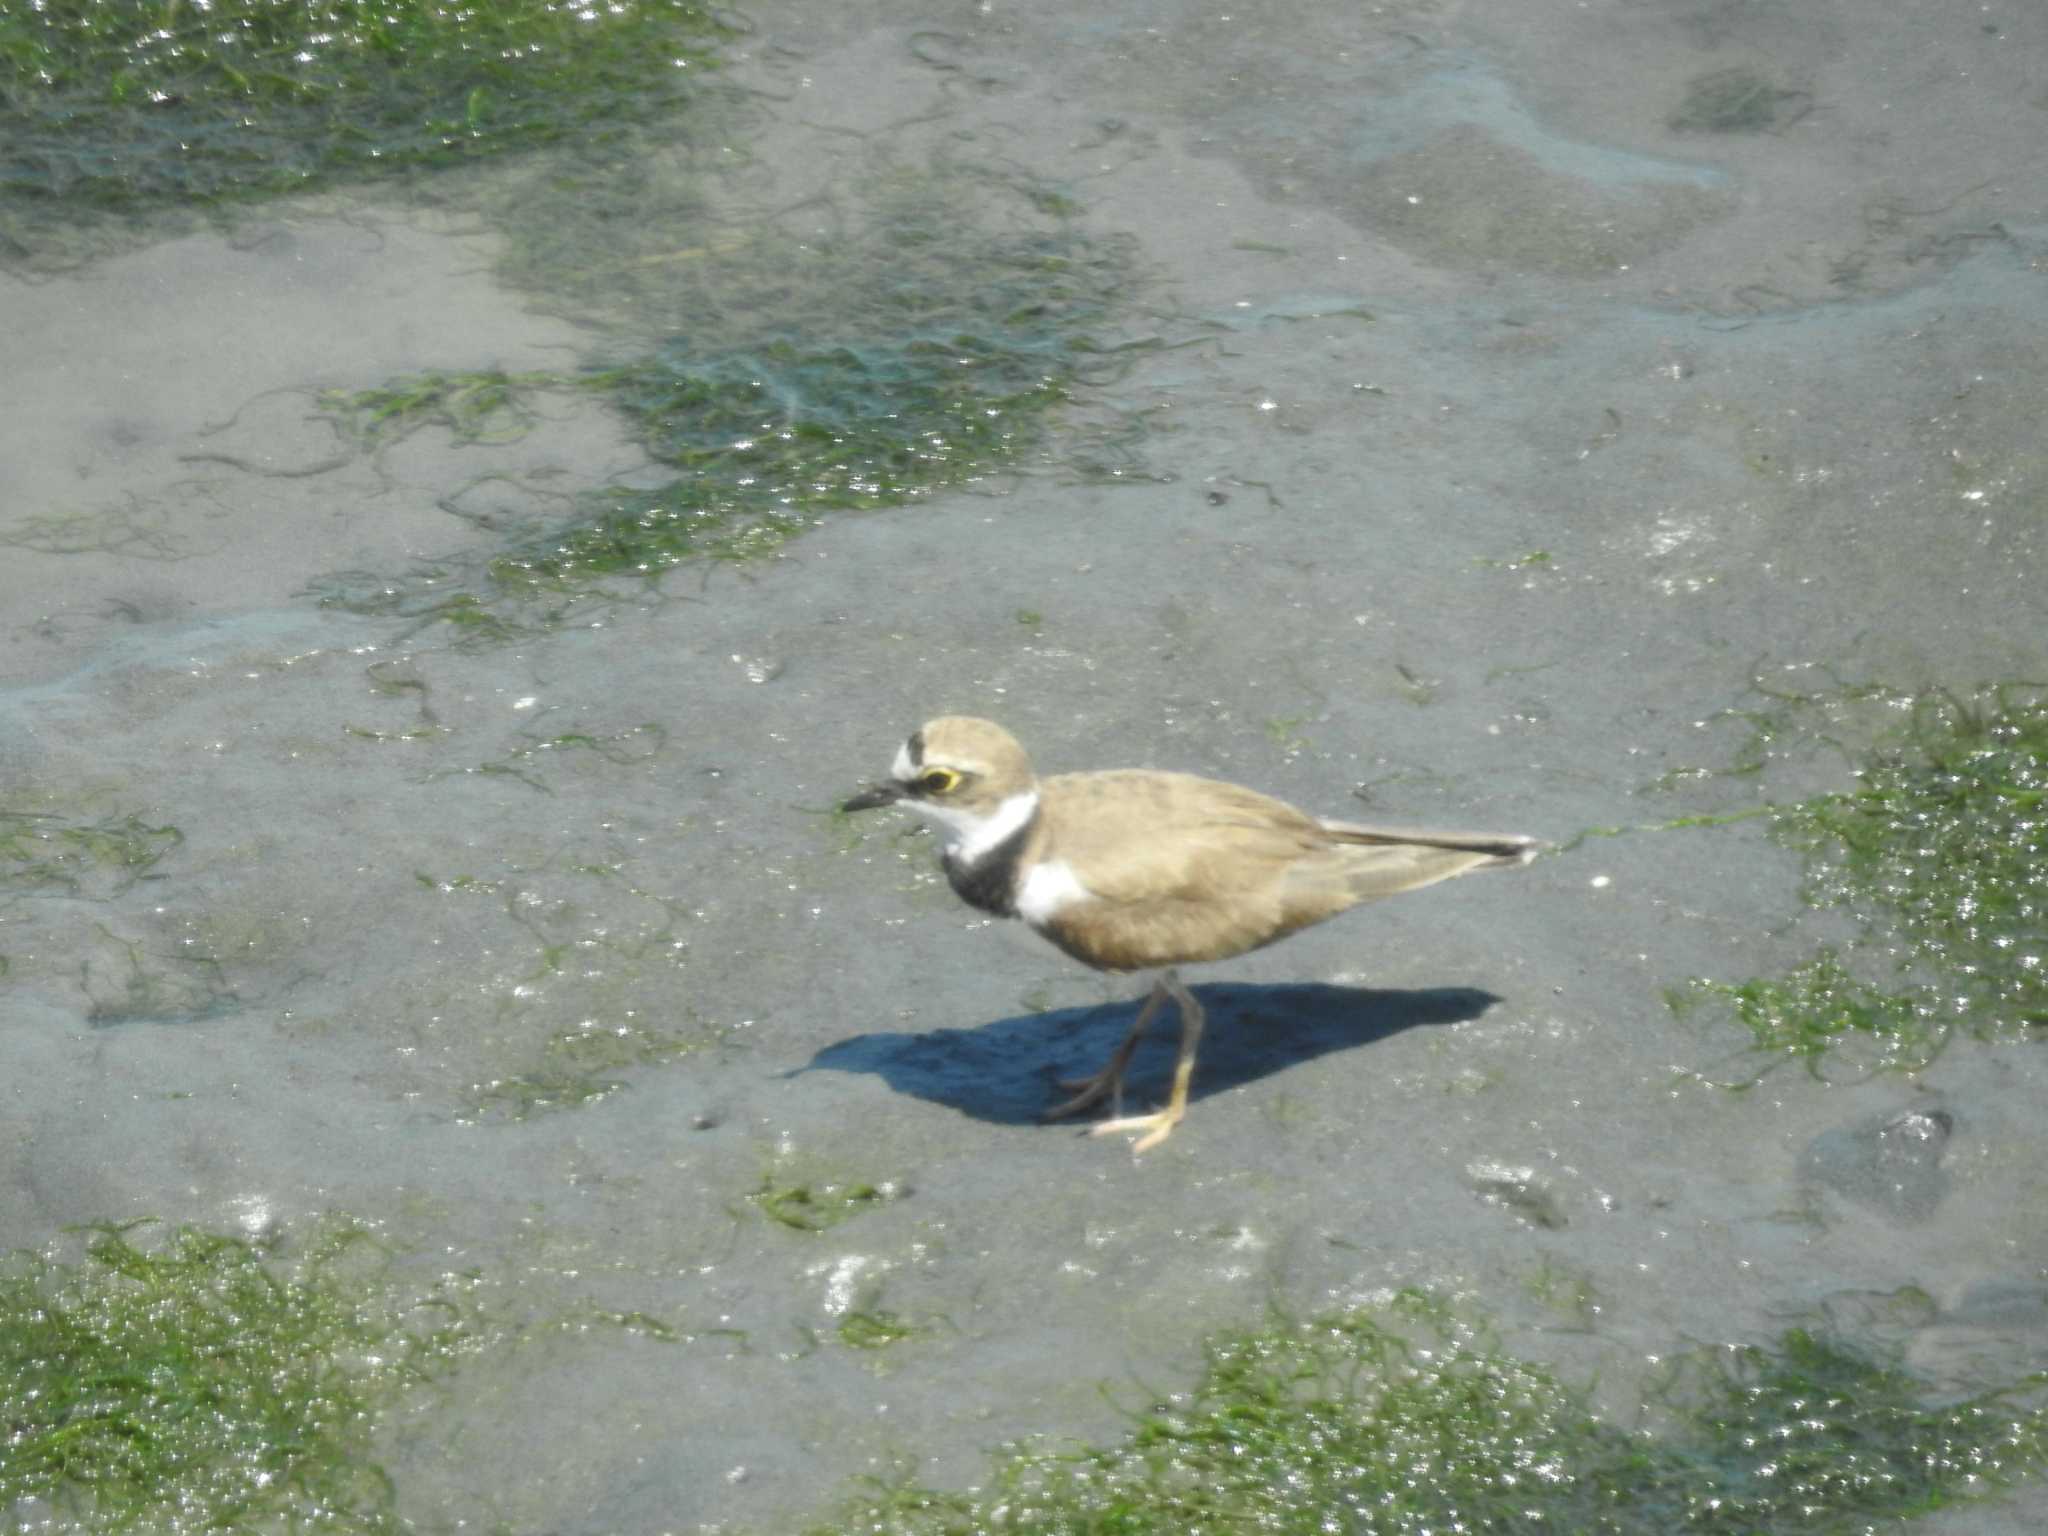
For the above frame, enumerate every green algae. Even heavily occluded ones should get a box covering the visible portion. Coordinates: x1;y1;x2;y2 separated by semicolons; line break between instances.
0;499;223;560
1474;548;1555;570
1773;684;2048;1027
1560;806;1773;848
317;317;1110;632
344;720;446;745
837;1309;916;1351
1263;714;1312;752
1670;949;1945;1084
809;1290;2048;1536
321;369;558;449
1523;1256;1603;1331
408;844;716;1120
541;1016;710;1075
0;1;724;227
307;156;1139;641
75;916;234;1025
447;720;668;794
467;1015;719;1120
496;151;1137;356
0;807;181;896
753;1176;896;1234
1672;681;2048;1078
0;1218;478;1533
465;1065;621;1119
503;331;1071;587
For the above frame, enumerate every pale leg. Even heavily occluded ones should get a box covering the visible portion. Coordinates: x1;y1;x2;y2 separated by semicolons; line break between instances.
1091;970;1204;1153
1044;976;1170;1121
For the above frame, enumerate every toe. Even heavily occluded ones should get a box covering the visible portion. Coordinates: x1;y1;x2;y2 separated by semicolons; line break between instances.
1131;1122;1176;1154
1085;1109;1182;1152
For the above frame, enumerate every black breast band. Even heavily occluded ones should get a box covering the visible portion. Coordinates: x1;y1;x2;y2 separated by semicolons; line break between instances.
942;816;1036;917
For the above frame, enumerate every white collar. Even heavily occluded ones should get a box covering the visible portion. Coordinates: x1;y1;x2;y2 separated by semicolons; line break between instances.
918;788;1039;864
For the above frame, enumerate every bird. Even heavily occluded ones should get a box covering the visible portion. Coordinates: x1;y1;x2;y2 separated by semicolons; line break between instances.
840;717;1541;1151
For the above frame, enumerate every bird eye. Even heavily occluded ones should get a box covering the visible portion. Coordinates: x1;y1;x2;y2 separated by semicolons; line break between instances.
919;769;961;795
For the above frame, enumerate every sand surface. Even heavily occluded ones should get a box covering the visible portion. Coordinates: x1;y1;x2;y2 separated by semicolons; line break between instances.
4;1;2046;1529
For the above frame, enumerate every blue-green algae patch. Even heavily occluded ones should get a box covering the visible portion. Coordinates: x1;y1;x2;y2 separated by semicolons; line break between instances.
313;171;1139;638
319;335;1070;595
807;1290;2048;1536
1670;682;2047;1080
0;1219;479;1533
503;332;1073;584
0;0;723;250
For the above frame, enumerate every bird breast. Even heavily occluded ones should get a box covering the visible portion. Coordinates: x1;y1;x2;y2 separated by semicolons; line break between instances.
1015;858;1091;924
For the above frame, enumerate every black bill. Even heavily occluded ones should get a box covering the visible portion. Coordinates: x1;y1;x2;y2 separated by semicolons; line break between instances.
840;782;904;813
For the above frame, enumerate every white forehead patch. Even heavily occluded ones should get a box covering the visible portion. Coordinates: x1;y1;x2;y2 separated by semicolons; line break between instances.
892;738;917;781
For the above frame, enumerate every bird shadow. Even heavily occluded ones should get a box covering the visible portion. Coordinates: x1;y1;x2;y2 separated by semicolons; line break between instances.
794;981;1501;1127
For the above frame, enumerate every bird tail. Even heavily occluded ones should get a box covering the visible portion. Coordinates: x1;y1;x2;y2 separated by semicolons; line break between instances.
1311;820;1542;903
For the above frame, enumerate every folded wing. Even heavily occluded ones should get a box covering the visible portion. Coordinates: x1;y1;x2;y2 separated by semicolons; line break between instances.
1309;819;1541;903
1031;773;1539;970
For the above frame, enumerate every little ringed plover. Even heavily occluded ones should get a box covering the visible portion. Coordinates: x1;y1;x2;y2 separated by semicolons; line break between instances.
842;716;1541;1151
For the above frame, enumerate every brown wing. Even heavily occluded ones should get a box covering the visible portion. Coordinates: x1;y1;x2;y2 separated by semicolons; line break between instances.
1032;771;1350;970
1031;774;1541;971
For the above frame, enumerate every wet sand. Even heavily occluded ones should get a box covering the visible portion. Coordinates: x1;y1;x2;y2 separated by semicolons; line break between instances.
4;1;2046;1529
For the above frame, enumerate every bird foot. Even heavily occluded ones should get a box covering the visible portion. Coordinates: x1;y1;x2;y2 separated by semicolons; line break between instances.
1088;1107;1184;1154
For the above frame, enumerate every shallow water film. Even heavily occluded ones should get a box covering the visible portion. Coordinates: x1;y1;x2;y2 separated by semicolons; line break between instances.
4;0;2047;1532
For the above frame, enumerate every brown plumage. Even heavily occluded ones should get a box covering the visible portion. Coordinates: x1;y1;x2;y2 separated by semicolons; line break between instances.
842;716;1540;1150
1025;770;1527;971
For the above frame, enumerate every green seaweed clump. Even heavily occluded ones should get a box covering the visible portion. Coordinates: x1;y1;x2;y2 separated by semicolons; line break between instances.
837;1309;916;1351
1776;685;2047;1029
0;1220;474;1533
754;1176;894;1234
495;334;1072;588
1669;949;1944;1083
316;327;1098;638
321;368;558;448
0;807;181;895
1677;683;2048;1078
812;1291;2048;1536
0;0;724;214
309;162;1139;638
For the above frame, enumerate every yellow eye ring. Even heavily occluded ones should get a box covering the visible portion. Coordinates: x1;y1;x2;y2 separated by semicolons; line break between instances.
919;768;961;795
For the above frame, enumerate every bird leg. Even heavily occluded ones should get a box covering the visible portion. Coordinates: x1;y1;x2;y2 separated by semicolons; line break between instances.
1044;975;1172;1122
1090;970;1205;1153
